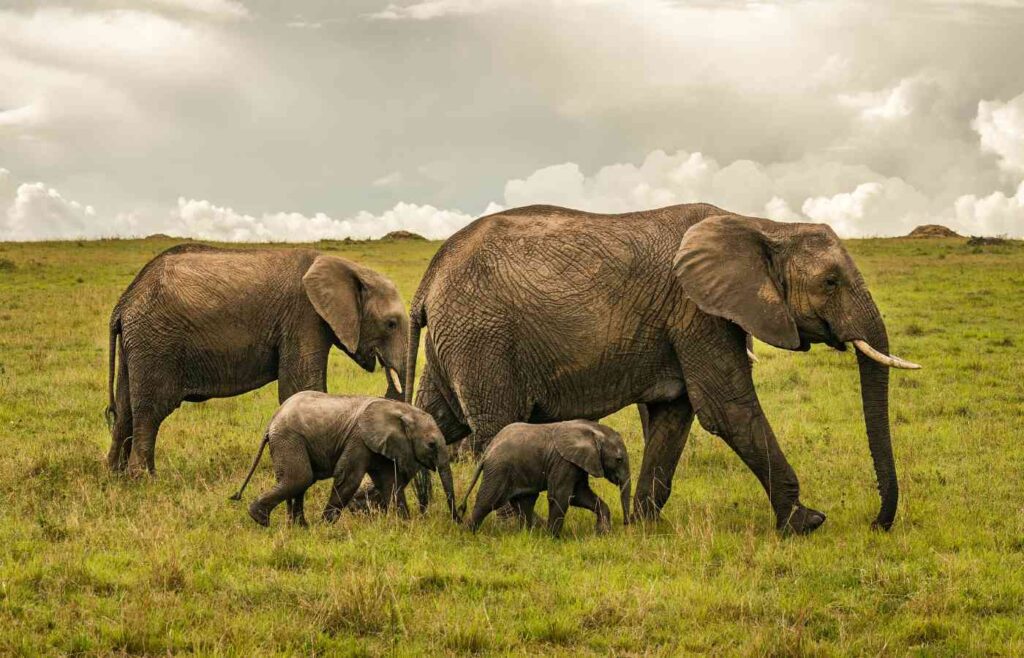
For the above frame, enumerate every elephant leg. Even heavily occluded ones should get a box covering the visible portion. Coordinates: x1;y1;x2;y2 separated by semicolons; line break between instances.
323;464;367;524
367;465;411;519
700;397;823;534
509;493;543;529
571;479;612;535
466;475;509;533
546;480;574;538
125;403;171;477
107;355;134;472
250;455;313;527
288;493;308;527
633;396;694;521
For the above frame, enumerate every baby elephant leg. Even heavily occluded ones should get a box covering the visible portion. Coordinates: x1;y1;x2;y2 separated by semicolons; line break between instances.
509;494;543;530
368;466;411;519
571;478;612;535
323;464;366;524
250;452;313;528
287;493;308;527
547;480;574;538
467;475;509;532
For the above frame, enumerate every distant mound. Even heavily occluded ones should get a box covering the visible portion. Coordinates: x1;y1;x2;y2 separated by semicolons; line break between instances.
907;224;961;238
144;233;175;240
380;230;426;241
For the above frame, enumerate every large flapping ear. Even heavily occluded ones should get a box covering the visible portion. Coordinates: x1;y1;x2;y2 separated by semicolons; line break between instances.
362;407;417;477
302;255;362;353
554;425;604;478
673;215;801;350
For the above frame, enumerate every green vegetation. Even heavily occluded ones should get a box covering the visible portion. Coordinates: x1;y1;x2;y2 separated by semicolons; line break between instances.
1;236;1022;655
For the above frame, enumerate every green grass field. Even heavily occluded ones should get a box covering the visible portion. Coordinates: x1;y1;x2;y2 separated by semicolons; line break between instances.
1;235;1022;656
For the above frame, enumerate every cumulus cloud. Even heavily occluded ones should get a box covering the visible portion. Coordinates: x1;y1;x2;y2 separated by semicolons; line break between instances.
1;181;98;241
953;183;1024;236
974;92;1024;175
500;150;943;237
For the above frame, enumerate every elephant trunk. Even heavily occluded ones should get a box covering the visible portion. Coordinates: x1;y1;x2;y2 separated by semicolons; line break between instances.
619;477;632;526
855;308;899;531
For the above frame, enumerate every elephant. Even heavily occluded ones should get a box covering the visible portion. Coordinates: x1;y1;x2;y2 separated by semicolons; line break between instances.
230;391;458;526
458;420;631;537
105;244;408;476
404;203;920;534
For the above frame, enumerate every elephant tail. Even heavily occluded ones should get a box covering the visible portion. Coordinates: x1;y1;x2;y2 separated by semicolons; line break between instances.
230;432;269;501
105;310;122;431
456;459;485;518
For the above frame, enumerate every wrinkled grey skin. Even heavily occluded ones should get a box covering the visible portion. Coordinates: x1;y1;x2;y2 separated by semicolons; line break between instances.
231;392;457;526
106;244;408;477
458;420;631;537
406;203;918;534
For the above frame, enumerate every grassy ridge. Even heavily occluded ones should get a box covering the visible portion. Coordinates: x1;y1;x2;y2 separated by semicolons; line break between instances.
0;236;1022;656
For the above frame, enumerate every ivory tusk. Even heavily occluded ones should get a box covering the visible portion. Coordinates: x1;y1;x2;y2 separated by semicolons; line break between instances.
389;368;404;394
852;340;922;370
746;348;759;364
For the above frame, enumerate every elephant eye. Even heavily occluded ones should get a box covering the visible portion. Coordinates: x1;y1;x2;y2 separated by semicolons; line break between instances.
386;318;399;331
823;274;841;291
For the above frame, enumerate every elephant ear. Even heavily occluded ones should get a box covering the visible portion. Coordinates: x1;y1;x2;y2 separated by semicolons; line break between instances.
555;425;604;478
673;214;801;350
362;407;417;477
302;255;362;353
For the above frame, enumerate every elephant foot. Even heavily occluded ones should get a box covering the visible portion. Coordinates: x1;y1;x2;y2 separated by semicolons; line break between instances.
777;504;826;536
322;507;342;524
630;498;662;524
248;502;271;527
595;519;611;535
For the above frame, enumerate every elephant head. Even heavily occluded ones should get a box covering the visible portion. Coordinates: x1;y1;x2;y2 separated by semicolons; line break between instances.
302;255;409;398
556;422;632;525
364;403;459;520
674;214;920;531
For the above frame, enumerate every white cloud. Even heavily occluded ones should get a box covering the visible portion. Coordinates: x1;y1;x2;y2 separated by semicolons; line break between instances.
2;182;98;241
953;182;1024;236
369;0;519;20
974;92;1024;175
372;171;404;188
144;0;250;19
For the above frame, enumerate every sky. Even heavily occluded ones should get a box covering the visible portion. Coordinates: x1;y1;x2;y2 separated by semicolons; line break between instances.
1;0;1023;241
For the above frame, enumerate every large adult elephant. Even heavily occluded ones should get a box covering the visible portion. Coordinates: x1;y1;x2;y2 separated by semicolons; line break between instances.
405;203;919;533
106;244;408;476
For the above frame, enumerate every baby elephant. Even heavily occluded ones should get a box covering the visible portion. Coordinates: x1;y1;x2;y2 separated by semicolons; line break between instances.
231;392;458;526
458;420;631;537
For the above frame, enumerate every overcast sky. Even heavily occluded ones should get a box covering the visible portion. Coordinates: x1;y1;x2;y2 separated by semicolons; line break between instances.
2;0;1023;240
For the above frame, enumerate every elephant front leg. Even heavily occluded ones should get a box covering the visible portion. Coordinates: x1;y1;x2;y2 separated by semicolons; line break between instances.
633;397;695;521
323;464;367;524
571;479;612;535
698;397;825;535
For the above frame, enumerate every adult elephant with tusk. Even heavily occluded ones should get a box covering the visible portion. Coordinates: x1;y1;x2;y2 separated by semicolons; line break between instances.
403;203;920;534
105;244;408;477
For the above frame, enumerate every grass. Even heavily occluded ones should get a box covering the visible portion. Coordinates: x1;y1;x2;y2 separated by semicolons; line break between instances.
1;235;1022;655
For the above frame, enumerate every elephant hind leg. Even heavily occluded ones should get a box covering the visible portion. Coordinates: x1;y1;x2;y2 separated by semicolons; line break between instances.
251;454;314;527
509;493;543;530
467;474;510;533
107;354;134;472
633;396;695;521
125;404;172;477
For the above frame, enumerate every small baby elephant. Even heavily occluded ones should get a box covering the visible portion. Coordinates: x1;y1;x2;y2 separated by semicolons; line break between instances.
231;391;458;526
458;420;631;536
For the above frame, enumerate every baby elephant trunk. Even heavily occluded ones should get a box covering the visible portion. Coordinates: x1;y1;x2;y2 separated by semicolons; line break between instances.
619;478;632;526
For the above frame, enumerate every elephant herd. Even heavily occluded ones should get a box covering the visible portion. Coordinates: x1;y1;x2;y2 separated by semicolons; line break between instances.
105;202;920;536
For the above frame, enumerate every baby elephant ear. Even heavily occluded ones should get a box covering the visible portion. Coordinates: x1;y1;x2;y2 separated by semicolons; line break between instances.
555;427;604;478
364;408;416;476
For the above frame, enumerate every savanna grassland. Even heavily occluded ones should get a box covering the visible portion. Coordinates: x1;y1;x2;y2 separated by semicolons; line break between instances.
0;235;1022;656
